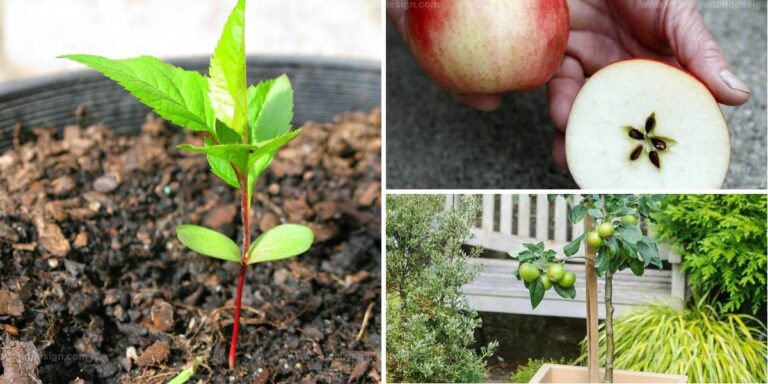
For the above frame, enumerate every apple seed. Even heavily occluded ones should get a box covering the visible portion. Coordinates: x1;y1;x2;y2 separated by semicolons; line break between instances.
645;112;656;133
628;129;644;140
630;145;643;160
651;138;667;150
649;151;661;168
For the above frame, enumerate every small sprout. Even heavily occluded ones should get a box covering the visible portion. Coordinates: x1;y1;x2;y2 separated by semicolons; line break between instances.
61;0;313;370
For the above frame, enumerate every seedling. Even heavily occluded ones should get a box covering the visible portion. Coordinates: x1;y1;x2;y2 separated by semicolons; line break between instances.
61;0;313;370
511;195;663;382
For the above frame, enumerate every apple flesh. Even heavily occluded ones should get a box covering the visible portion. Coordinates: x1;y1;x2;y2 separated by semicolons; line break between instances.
566;59;730;189
405;0;569;94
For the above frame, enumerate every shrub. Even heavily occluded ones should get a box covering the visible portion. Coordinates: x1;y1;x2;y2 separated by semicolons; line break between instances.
576;299;767;383
386;195;497;382
654;194;767;314
510;357;570;383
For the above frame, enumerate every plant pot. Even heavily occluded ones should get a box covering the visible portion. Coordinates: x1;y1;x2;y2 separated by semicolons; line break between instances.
0;55;380;150
530;364;687;383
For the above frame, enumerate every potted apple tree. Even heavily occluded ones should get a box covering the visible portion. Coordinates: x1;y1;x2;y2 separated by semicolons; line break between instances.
512;194;687;383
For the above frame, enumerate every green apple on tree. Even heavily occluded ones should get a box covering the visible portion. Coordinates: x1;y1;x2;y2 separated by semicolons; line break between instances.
539;275;553;290
559;271;576;288
519;263;540;283
547;263;566;282
597;222;615;238
621;215;639;225
586;231;603;248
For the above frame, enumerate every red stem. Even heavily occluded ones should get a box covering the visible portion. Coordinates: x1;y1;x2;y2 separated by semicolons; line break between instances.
229;171;251;370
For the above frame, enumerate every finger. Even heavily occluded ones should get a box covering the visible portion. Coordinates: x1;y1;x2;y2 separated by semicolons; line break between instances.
453;93;502;112
569;0;616;38
553;131;568;170
386;0;406;36
547;56;586;132
663;3;750;105
566;31;629;75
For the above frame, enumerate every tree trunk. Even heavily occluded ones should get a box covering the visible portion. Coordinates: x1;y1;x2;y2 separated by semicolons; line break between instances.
604;271;615;383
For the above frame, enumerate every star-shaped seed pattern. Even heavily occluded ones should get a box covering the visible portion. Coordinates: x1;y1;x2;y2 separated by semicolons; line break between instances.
626;112;674;169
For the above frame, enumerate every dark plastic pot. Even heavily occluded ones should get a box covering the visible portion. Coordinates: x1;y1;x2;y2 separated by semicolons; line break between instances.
0;55;380;151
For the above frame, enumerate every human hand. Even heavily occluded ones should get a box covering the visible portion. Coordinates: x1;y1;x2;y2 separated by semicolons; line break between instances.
549;0;751;169
386;0;504;111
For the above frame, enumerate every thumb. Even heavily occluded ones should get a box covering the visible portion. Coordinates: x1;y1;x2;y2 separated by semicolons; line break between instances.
664;4;750;105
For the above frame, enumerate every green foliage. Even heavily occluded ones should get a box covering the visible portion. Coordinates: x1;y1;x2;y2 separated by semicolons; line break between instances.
386;195;497;382
62;0;312;265
60;0;299;195
247;224;313;264
59;54;214;132
654;194;767;314
176;225;241;263
510;357;570;383
576;300;768;383
511;242;576;308
512;195;664;308
208;0;247;135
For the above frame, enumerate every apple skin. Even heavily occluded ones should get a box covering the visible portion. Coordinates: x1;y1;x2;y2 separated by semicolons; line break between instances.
405;0;569;94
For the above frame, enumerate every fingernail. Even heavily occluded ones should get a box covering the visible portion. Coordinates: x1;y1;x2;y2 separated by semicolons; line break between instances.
720;69;750;94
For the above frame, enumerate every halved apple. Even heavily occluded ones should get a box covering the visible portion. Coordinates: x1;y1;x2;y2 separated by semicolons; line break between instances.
566;59;730;189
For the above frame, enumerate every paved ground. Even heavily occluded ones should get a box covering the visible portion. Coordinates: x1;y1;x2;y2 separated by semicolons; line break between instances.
386;0;767;189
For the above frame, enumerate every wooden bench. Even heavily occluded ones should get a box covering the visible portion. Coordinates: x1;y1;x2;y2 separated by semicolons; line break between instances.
446;194;685;319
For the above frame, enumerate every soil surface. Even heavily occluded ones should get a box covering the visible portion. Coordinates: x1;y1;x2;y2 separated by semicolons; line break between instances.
0;108;382;383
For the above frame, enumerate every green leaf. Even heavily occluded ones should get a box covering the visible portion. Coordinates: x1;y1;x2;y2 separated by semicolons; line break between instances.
617;224;643;244
247;224;313;264
247;151;275;205
176;224;241;263
523;242;545;253
513;250;536;262
529;279;545;309
178;128;300;174
637;236;659;265
205;137;240;188
208;0;247;135
587;208;603;220
245;129;302;169
553;283;576;299
60;54;213;132
178;142;251;172
249;75;294;143
595;251;608;277
569;204;586;224
629;259;645;276
563;233;586;257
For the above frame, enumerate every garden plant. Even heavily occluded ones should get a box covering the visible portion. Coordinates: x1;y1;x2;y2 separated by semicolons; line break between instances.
61;0;313;370
576;298;767;383
512;194;663;382
386;195;497;382
654;194;767;315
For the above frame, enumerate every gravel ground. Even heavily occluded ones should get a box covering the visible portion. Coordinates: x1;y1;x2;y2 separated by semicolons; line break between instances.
386;0;767;189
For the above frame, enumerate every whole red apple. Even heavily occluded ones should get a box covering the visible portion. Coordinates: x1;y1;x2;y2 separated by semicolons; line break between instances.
405;0;569;94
